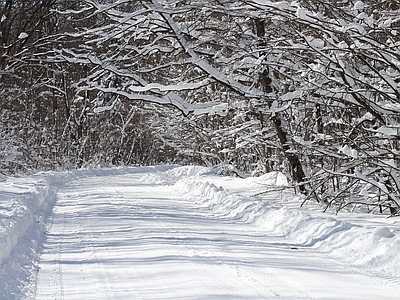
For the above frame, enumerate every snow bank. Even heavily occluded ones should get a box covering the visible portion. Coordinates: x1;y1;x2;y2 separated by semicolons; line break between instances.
173;177;268;223
256;206;399;279
168;167;400;282
0;175;53;268
139;165;208;185
0;172;66;299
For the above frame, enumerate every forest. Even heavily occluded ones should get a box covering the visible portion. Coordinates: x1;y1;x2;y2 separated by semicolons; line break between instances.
0;0;399;214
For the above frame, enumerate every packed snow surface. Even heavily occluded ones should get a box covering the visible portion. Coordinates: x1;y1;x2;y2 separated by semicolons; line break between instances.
0;166;399;299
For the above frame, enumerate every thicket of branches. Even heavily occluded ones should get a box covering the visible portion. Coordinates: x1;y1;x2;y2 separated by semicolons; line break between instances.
1;0;399;214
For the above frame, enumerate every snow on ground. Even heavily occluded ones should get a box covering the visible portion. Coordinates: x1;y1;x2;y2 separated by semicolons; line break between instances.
0;166;399;299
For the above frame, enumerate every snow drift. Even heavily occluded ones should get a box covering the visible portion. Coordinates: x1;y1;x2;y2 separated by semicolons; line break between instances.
164;166;400;282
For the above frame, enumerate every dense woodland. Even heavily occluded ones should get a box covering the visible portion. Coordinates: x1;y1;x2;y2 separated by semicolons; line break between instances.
1;0;399;214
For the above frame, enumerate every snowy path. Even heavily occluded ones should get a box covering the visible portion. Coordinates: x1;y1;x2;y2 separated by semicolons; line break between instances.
33;171;399;299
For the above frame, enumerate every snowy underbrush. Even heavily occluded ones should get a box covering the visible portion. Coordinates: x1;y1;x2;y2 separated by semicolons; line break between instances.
167;166;400;282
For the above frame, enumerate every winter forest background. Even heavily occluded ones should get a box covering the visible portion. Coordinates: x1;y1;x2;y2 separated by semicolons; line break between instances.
0;0;399;214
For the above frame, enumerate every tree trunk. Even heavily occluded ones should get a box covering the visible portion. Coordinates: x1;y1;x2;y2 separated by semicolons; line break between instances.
255;19;306;193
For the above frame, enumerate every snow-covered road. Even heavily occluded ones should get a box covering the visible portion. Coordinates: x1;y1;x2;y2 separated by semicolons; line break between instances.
32;170;398;299
0;166;399;299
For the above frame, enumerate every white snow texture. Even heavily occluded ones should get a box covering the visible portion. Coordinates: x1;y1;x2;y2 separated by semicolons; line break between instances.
0;166;399;299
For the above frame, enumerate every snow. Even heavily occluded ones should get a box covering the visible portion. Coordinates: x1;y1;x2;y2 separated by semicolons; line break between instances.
93;99;118;113
18;32;28;39
353;1;366;11
306;37;325;49
129;80;210;92
93;105;113;113
374;126;398;137
250;1;291;10
0;166;399;299
338;144;358;158
296;7;313;22
373;226;395;240
150;0;264;100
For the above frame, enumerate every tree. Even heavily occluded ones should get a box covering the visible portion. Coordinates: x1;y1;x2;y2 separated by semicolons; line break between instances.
58;0;399;212
52;0;307;187
1;0;399;214
247;0;400;212
0;0;61;172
